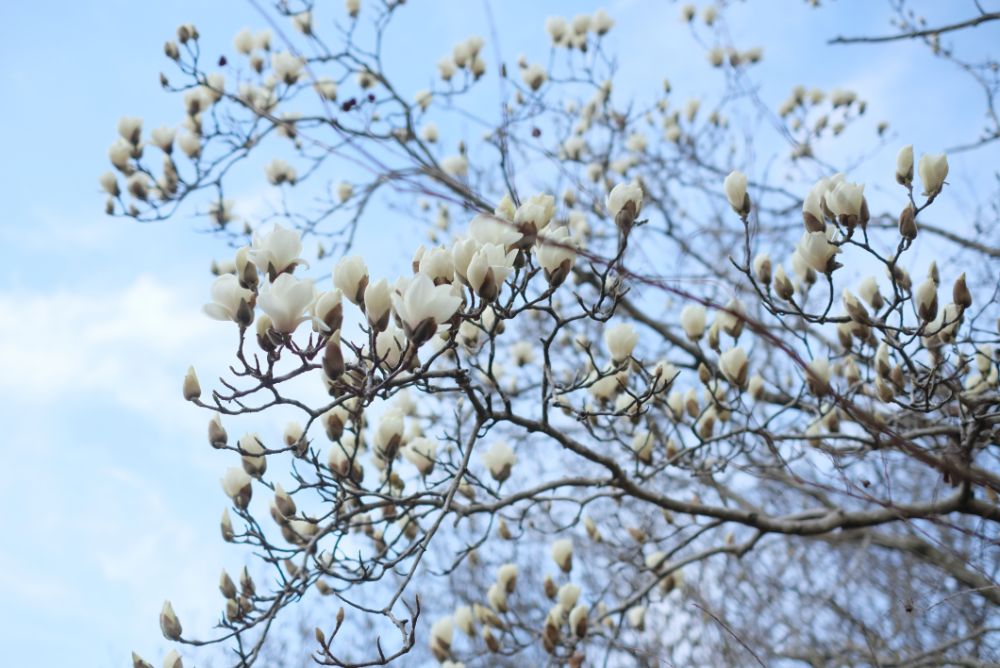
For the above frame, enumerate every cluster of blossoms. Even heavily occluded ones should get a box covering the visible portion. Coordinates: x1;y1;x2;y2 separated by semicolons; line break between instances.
116;4;1000;668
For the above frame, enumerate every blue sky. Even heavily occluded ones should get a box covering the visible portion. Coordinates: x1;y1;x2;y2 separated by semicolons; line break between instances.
0;1;997;665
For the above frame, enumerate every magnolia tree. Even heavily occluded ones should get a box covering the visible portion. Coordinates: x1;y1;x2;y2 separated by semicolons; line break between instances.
104;1;1000;666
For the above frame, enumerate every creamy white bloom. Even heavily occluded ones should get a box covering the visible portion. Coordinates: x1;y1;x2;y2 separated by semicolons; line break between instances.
265;158;297;185
604;323;639;363
333;255;369;304
796;231;840;274
918;152;948;198
605;180;643;218
420;122;439;143
592;9;614;34
419;245;455;283
546;16;568;44
163;649;182;668
679;305;707;340
521;63;547;91
466;243;517;299
345;0;360;17
375;325;406;368
441;154;468;177
630;430;654;462
469;213;521;247
825;181;865;219
118;116;142;145
160;601;182;640
482;440;516;482
569;604;588;637
335;181;353;203
402;437;438;475
314;77;338;100
257;274;315;333
719;346;749;388
203;274;254;323
915;276;938;321
271;51;303;84
430;617;454;657
234;27;255;54
558;582;581;609
391;272;463;343
551;538;573;572
292;10;312;34
536;226;577;284
895;144;914;184
177;132;201;159
362;279;392;331
723;170;749;215
221;466;252;507
858;276;883;309
627;606;646;630
250;223;307;276
150;126;175;153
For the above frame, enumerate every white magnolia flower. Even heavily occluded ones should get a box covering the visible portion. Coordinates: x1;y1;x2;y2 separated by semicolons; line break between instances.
719;346;749;388
796;231;840;274
314;77;338;101
441;154;468;177
271;51;303;84
895;144;914;184
402;437;438;475
467;243;517;300
118;116;142;145
679;305;707;340
430;617;454;658
177;132;201;159
482;440;516;482
469;213;521;247
345;0;360;18
558;582;581;609
364;278;392;330
546;16;568;44
418;245;455;283
234;27;255;55
824;181;865;220
375;325;406;368
604;323;639;363
250;223;307;277
391;273;463;344
203;274;254;324
723;170;749;215
292;10;312;34
420;122;439;143
914;277;938;321
150;126;175;153
551;538;573;572
521;63;547;91
605;181;643;218
536;226;577;286
221;466;252;508
562;135;586;160
918;152;948;198
802;182;827;231
631;430;654;462
333;255;369;304
257;274;315;334
265;158;297;185
592;9;614;34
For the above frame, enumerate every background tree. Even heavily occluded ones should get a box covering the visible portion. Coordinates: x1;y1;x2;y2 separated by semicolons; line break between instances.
106;1;1000;666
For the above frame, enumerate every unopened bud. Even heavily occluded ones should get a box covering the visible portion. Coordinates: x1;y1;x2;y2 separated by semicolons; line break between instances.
953;272;972;309
182;366;201;401
159;601;182;640
898;204;917;240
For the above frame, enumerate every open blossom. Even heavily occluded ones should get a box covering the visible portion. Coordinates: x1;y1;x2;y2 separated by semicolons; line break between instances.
796;231;840;274
203;274;254;324
469;213;521;247
482;440;516;482
333;255;369;304
257;273;315;333
391;272;463;344
403;437;438;475
546;16;568;44
271;51;303;84
605;180;643;220
441;154;468;177
604;323;639;363
679;305;706;340
265;158;297;185
918;152;948;198
521;63;547;90
825;180;866;224
250;223;307;277
466;243;517;301
536;226;577;286
723;170;749;215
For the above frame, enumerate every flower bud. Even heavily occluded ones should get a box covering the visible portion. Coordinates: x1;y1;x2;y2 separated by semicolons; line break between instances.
219;570;237;599
220;509;235;541
182;366;201;401
918;152;948;198
221;466;252;509
895;144;913;185
159;601;182;640
723;170;750;216
915;277;938;322
551;538;573;572
752;252;771;285
953;272;972;309
773;265;794;301
679;305;706;341
208;414;227;449
132;652;153;668
895;203;918;241
719;346;749;388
